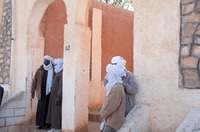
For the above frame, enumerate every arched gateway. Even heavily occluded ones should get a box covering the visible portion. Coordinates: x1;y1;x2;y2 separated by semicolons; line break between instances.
27;0;92;131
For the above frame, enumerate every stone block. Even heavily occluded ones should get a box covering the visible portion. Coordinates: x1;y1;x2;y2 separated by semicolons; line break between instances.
183;70;200;88
117;104;149;132
196;1;200;12
0;109;14;118
15;108;25;116
0;118;5;127
3;77;9;84
0;127;7;132
176;108;200;132
182;3;195;15
0;48;4;53
7;101;26;109
180;56;198;68
0;77;3;83
181;36;192;44
183;12;200;22
182;0;196;4
2;71;9;77
195;37;200;44
180;46;190;57
6;116;24;126
192;45;200;58
182;23;197;36
195;25;200;36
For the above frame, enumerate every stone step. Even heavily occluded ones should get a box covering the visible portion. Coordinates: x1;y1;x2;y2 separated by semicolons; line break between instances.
0;121;101;132
88;111;102;123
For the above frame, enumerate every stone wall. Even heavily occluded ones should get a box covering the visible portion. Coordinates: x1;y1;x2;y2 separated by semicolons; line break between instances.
180;0;200;88
0;0;11;84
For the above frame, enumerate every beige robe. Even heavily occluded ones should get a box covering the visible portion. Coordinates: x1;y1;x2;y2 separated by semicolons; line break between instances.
31;66;44;100
100;84;126;131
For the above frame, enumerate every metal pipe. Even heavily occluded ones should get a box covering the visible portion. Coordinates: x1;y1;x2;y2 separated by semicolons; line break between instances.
9;0;14;95
11;0;14;40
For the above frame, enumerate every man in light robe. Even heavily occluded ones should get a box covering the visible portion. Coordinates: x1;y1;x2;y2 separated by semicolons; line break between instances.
47;58;63;132
100;64;126;132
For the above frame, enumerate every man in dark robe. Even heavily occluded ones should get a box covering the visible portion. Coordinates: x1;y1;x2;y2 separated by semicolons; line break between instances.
46;58;63;132
0;85;4;106
31;55;54;129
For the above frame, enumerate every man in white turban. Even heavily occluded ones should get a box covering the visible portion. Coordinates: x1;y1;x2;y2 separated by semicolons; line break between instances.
105;56;138;116
47;58;63;132
100;64;126;132
31;55;54;129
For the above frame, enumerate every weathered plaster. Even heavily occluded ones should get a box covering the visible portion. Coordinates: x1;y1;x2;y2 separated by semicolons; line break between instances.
134;0;200;131
63;24;91;132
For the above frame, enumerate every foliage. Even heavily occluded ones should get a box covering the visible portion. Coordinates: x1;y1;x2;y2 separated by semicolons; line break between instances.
98;0;133;11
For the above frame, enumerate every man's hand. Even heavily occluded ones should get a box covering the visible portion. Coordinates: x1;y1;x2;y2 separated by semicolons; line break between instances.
31;92;35;99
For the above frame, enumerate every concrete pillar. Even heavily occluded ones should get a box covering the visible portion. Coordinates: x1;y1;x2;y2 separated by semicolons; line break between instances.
62;24;91;132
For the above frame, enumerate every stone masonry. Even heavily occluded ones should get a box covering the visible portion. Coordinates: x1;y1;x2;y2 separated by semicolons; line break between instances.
0;0;11;84
0;92;26;128
180;0;200;88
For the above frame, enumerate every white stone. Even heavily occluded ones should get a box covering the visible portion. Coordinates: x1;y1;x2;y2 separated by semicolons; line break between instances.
181;46;190;57
15;108;25;116
192;45;200;58
0;109;14;118
183;70;200;88
117;104;149;132
0;118;5;127
176;108;200;132
6;116;24;126
7;100;26;109
180;56;198;68
182;3;195;15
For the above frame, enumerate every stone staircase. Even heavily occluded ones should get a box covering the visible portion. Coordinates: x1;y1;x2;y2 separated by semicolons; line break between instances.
0;91;28;129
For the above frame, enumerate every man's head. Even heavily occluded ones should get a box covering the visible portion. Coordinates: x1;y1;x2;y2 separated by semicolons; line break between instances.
44;59;50;66
54;58;63;73
111;56;126;70
42;55;54;71
43;55;54;65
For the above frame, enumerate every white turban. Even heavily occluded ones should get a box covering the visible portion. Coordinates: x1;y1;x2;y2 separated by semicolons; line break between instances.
105;64;125;96
54;58;63;73
42;55;54;95
43;55;54;71
111;56;126;70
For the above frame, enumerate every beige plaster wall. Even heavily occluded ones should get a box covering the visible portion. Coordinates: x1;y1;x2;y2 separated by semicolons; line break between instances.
63;24;91;131
12;0;38;93
134;0;200;131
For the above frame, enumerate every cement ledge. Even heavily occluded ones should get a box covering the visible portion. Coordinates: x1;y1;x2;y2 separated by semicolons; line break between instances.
117;104;149;132
176;108;200;132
